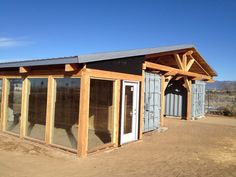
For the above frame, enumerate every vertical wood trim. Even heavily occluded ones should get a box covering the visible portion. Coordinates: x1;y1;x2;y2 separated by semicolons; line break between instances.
78;69;90;157
112;80;120;146
45;76;56;144
183;54;187;70
160;75;165;127
2;78;9;131
0;78;4;131
139;69;145;139
20;78;29;138
186;80;192;120
1;78;7;131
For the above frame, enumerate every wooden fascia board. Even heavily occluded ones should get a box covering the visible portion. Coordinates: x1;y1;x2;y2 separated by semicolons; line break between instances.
145;61;211;80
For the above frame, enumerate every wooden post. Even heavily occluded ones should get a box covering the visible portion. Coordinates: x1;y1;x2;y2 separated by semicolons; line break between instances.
113;80;120;146
0;78;6;131
139;69;145;139
1;78;9;131
160;75;166;127
45;76;56;144
78;69;90;157
186;79;192;120
20;77;29;138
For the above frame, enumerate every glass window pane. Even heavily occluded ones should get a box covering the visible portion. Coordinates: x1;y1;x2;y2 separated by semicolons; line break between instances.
26;78;48;140
88;79;114;151
124;86;133;134
52;78;80;149
6;79;22;134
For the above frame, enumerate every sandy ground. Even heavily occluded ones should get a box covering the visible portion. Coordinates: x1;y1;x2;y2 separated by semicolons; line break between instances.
0;116;236;177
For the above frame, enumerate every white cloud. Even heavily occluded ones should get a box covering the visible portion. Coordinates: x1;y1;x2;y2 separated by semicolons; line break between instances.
0;37;30;48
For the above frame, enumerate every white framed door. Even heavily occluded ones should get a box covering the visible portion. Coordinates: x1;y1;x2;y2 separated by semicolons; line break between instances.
120;81;140;145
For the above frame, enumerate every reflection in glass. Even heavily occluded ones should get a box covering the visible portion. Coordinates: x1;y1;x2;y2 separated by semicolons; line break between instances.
88;79;114;151
6;79;22;134
124;86;133;134
26;78;48;140
52;78;80;149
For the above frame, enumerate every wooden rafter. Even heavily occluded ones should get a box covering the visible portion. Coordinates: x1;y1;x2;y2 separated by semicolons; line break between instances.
65;64;78;72
174;51;196;72
19;66;30;73
163;76;172;90
175;76;183;80
145;61;211;80
174;54;184;70
182;54;187;70
186;58;195;71
189;55;210;76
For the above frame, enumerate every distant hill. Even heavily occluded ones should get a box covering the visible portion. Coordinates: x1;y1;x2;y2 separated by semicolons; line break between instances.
206;81;236;91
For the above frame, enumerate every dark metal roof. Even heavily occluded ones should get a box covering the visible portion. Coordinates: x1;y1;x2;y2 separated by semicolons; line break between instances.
0;44;194;68
78;44;195;63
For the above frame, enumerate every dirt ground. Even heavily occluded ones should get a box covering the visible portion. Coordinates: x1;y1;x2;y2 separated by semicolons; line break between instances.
0;116;235;177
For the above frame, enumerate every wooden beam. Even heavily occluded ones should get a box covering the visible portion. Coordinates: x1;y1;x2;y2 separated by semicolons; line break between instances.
45;76;56;144
189;55;210;76
0;78;8;131
184;77;191;92
139;69;145;139
19;66;30;73
78;69;90;157
186;58;195;71
175;76;183;81
113;80;121;147
145;61;211;80
86;68;142;81
185;50;193;56
65;64;79;72
160;75;165;127
186;79;192;120
163;76;172;92
20;77;29;138
142;63;146;70
182;54;187;70
164;71;177;76
174;54;184;70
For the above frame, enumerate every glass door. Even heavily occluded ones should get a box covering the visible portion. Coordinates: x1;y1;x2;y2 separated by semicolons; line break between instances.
120;81;139;144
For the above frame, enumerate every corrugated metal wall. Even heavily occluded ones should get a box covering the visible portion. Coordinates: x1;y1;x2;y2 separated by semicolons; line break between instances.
192;80;206;119
143;72;161;132
165;81;187;118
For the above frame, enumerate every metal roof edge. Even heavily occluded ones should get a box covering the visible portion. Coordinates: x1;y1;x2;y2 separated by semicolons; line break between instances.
78;44;195;63
0;56;79;68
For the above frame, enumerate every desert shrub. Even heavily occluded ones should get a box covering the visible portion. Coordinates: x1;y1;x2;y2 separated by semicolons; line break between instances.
222;104;236;117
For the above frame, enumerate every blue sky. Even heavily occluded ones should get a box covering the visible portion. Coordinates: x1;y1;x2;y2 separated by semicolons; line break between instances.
0;0;235;81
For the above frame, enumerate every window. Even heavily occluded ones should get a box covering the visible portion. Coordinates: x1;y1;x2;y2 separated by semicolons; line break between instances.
6;79;22;134
88;79;114;151
26;78;48;140
52;78;80;149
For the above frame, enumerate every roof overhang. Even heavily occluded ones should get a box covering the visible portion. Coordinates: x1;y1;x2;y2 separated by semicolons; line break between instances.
0;44;217;77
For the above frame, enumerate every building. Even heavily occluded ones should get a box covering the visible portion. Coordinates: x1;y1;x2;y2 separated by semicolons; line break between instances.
0;44;217;157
